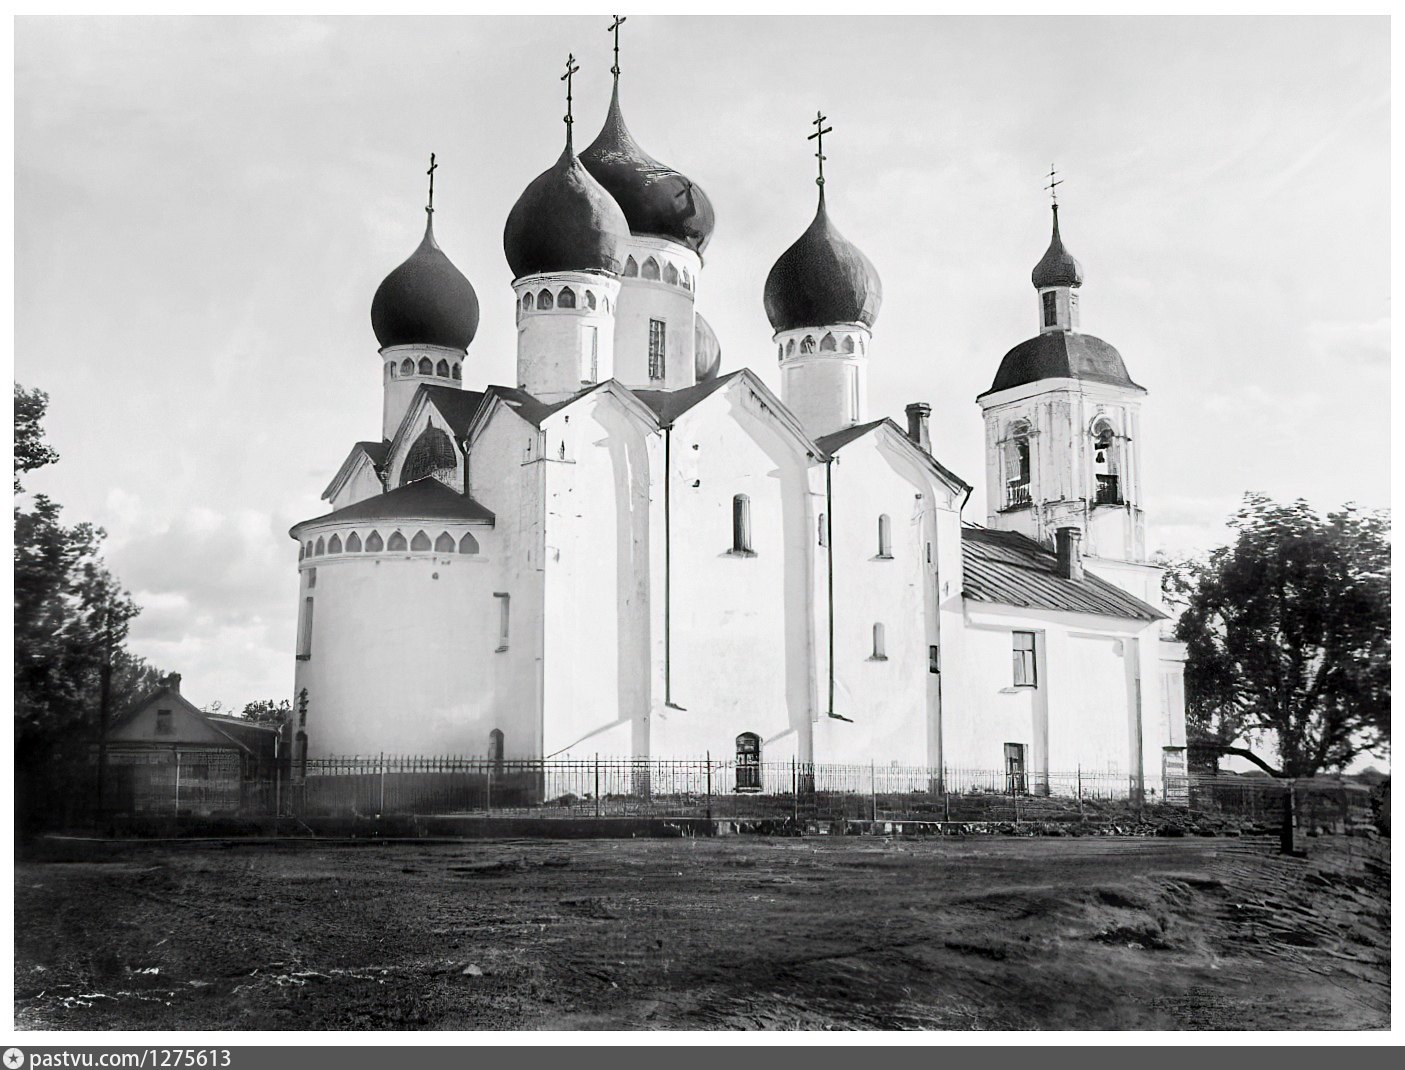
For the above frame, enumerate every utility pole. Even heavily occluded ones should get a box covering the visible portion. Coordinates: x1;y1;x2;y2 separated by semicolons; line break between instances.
95;602;114;820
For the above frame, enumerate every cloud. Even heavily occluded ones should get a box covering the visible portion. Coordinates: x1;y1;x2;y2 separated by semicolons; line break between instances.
1305;317;1390;367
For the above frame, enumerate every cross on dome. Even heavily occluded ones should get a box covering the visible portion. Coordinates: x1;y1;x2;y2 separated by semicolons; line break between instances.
808;111;832;189
608;14;627;78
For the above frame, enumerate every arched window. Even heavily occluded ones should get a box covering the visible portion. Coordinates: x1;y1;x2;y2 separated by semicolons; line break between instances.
820;332;837;352
641;257;661;280
346;531;362;553
387;531;408;552
304;541;313;558
488;728;504;771
557;287;576;309
1092;418;1120;505
434;532;455;553
877;514;892;558
418;357;433;375
537;289;554;310
681;267;692;290
785;338;796;357
365;531;384;552
777;343;784;361
664;262;679;285
1004;421;1032;509
327;533;343;554
400;358;414;376
410;530;431;552
388;361;396;378
624;256;638;277
731;494;753;555
298;543;305;561
872;622;887;660
400;422;457;487
584;289;597;310
436;359;450;377
841;335;856;354
735;733;761;791
314;536;325;556
452;363;461;380
522;291;534;311
800;335;816;354
458;532;480;554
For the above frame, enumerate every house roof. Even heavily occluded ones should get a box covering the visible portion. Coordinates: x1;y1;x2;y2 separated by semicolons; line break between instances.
961;526;1164;622
322;440;391;502
108;685;259;754
292;477;495;536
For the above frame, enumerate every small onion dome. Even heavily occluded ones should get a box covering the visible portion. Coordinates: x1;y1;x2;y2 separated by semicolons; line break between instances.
503;145;631;280
1031;204;1084;289
580;85;716;256
981;331;1143;397
694;313;721;382
370;215;480;351
763;191;882;334
399;420;458;486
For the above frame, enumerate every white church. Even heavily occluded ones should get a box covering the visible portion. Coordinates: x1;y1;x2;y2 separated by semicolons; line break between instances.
288;41;1189;798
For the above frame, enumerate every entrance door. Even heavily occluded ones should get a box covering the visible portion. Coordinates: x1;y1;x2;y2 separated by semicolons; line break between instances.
735;733;762;792
1004;743;1027;795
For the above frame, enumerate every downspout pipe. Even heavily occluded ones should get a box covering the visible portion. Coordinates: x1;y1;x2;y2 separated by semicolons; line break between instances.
663;425;685;711
825;457;851;722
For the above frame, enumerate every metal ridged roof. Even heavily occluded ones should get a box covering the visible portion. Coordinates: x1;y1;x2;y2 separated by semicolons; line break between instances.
962;527;1164;621
293;477;494;535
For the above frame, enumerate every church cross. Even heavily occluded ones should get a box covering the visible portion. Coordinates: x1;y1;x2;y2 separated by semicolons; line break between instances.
561;53;581;138
426;153;438;215
808;111;833;188
608;15;627;77
1044;164;1063;205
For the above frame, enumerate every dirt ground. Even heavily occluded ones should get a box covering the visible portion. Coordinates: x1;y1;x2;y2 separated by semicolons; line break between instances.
13;834;1390;1031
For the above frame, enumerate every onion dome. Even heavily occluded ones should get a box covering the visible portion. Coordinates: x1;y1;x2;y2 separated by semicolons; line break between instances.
982;332;1142;398
579;85;716;256
764;191;882;334
399;420;458;486
371;216;480;350
694;313;721;382
1031;204;1084;289
503;144;631;280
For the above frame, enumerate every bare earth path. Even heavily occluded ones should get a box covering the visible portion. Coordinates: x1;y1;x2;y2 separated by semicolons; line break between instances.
13;835;1389;1030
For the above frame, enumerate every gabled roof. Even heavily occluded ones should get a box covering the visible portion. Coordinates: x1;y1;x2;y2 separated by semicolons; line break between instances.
816;418;971;496
961;526;1164;622
633;369;745;426
291;477;495;537
418;385;487;438
108;685;259;754
321;440;389;501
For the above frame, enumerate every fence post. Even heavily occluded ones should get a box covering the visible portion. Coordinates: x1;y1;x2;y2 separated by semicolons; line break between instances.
1077;764;1085;821
792;757;798;825
486;762;493;814
594;753;600;819
378;752;386;815
706;751;712;823
174;749;181;817
870;760;877;824
943;765;951;824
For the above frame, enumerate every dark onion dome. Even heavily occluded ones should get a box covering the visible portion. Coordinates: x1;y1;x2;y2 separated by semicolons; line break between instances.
503;145;631;280
579;85;716;256
371;215;480;350
981;331;1144;397
1031;204;1084;289
694;313;721;382
399;420;458;486
763;191;882;334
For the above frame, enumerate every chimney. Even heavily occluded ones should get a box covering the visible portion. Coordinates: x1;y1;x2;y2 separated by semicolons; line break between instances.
1055;526;1084;581
904;402;932;454
163;672;182;694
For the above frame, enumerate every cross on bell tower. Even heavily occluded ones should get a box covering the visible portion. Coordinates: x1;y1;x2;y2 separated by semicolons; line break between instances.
808;111;832;191
425;152;438;216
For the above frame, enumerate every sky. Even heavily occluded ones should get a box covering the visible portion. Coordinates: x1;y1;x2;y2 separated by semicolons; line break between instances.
13;15;1391;714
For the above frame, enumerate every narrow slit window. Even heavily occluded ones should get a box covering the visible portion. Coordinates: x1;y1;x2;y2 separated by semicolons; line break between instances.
648;319;666;381
1012;630;1037;687
929;645;940;674
495;593;510;652
731;494;752;554
1042;290;1058;327
297;597;314;659
872;623;887;660
877;514;892;558
489;728;504;771
584;325;599;383
818;512;827;546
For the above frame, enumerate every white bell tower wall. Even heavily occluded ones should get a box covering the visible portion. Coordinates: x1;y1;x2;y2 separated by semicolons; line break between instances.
513;272;621;403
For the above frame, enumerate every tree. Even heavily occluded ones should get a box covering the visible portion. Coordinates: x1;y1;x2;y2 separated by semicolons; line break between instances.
14;383;163;828
1166;493;1390;777
239;699;292;726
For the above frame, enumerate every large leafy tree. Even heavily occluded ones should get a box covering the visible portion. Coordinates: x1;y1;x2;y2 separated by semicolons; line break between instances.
14;384;163;825
1165;493;1389;776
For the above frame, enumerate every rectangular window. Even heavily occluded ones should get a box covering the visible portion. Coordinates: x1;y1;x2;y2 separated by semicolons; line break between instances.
929;645;940;674
584;325;599;383
297;597;314;660
731;495;753;554
155;709;174;736
495;592;510;652
1042;290;1057;327
849;366;860;421
648;319;666;380
1012;630;1037;687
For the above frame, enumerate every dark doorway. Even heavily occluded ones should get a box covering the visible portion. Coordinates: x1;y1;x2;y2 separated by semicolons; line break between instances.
735;733;762;792
1004;742;1027;795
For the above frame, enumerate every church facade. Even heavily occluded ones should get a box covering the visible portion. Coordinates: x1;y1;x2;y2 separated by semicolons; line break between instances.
288;51;1189;798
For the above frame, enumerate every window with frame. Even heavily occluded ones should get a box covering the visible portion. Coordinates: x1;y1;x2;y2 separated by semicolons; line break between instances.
1012;630;1037;687
1042;290;1058;327
648;319;666;380
155;709;174;736
730;494;753;555
495;592;510;652
877;514;892;558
